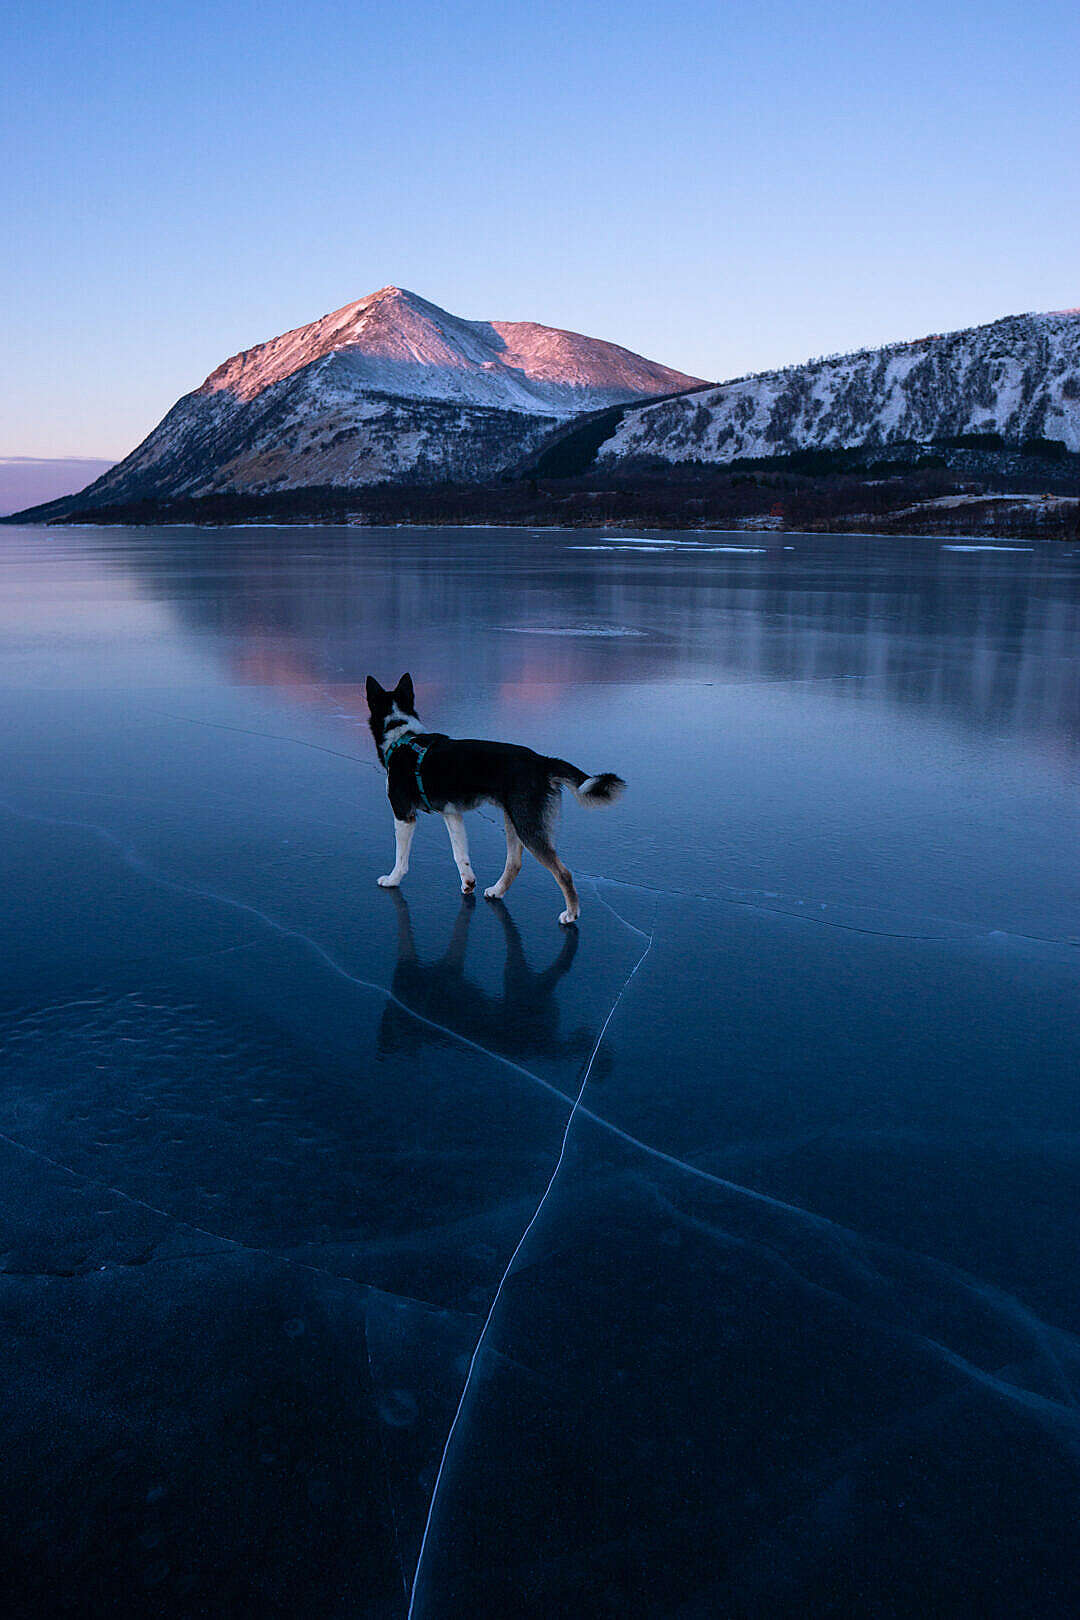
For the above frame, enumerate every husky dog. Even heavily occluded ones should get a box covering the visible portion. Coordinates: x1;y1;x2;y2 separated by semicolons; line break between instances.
366;674;625;924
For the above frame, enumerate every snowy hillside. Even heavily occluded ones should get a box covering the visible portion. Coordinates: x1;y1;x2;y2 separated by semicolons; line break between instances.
601;309;1080;468
65;287;704;504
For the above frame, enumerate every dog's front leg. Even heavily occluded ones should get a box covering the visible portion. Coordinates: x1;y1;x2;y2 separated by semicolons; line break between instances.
442;810;476;895
484;813;523;901
378;816;416;887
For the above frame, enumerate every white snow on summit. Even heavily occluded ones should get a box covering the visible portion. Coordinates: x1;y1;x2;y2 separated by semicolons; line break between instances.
201;286;703;415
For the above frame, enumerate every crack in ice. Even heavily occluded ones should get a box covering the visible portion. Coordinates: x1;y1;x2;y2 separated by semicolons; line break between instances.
4;790;1078;1588
151;708;381;773
0;793;583;1107
580;870;1075;950
404;911;657;1620
3;790;1073;1391
0;1125;484;1326
586;878;653;941
643;1180;1080;1421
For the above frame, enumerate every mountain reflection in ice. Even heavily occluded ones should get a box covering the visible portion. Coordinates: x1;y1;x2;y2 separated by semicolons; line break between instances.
0;525;1078;1619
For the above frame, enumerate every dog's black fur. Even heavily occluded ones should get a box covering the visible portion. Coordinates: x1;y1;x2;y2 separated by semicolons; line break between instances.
366;673;625;923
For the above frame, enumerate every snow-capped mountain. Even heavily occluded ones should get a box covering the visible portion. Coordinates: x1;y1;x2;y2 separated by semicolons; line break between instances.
601;309;1080;468
68;287;705;504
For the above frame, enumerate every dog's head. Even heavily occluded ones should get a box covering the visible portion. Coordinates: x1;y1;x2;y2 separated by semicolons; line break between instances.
366;673;418;759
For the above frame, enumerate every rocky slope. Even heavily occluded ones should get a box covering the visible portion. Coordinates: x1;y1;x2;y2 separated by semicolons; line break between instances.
600;309;1080;468
54;287;704;507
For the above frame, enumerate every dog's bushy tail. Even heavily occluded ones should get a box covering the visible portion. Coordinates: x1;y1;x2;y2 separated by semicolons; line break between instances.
547;759;627;808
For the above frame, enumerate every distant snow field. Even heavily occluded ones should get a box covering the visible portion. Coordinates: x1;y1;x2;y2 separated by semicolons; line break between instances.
602;309;1080;468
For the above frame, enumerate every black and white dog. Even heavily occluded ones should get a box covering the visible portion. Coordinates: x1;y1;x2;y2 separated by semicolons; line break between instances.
366;674;625;924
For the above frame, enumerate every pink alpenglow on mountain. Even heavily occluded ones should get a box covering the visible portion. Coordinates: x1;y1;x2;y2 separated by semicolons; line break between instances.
202;286;703;409
70;287;705;506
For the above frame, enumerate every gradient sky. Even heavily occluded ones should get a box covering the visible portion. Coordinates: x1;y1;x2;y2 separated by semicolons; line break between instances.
4;0;1079;459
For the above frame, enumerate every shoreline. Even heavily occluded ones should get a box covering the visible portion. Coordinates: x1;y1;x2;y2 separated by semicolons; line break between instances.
2;515;1072;547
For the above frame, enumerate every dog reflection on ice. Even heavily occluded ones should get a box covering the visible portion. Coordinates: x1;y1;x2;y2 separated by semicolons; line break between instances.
378;890;598;1071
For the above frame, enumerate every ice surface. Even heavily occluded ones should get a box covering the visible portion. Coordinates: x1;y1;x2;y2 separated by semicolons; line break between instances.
0;525;1078;1617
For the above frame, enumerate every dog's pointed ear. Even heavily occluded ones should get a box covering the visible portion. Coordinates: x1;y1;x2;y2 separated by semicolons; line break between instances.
393;672;415;713
365;675;386;711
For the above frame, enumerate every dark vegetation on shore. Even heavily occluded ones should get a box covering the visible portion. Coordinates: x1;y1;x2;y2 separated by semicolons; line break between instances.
6;438;1080;540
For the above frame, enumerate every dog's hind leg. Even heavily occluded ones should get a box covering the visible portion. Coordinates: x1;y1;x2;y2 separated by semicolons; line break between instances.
378;816;416;887
484;812;523;901
524;835;580;926
442;809;476;895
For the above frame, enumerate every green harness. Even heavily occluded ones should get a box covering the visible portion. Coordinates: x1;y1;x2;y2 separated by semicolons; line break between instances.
383;731;434;812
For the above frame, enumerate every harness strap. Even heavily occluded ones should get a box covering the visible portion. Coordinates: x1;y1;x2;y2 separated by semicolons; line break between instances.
383;732;433;812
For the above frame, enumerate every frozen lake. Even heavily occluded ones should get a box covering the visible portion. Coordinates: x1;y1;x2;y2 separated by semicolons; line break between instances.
1;523;1078;1617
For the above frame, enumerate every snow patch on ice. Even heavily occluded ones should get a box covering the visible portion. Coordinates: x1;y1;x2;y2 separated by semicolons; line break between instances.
499;623;649;637
569;541;767;554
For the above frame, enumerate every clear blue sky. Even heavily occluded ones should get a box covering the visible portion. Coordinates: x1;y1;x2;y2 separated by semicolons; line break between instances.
4;0;1078;458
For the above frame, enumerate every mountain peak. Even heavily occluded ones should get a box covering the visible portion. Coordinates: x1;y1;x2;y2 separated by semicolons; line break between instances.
63;287;706;508
198;286;705;410
359;284;422;308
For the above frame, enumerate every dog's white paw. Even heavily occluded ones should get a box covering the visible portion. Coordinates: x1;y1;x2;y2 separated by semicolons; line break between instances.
558;908;579;926
461;875;476;895
377;873;401;888
483;885;503;901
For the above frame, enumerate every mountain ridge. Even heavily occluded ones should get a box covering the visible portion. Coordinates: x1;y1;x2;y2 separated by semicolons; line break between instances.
33;285;704;512
9;297;1080;531
599;308;1080;468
